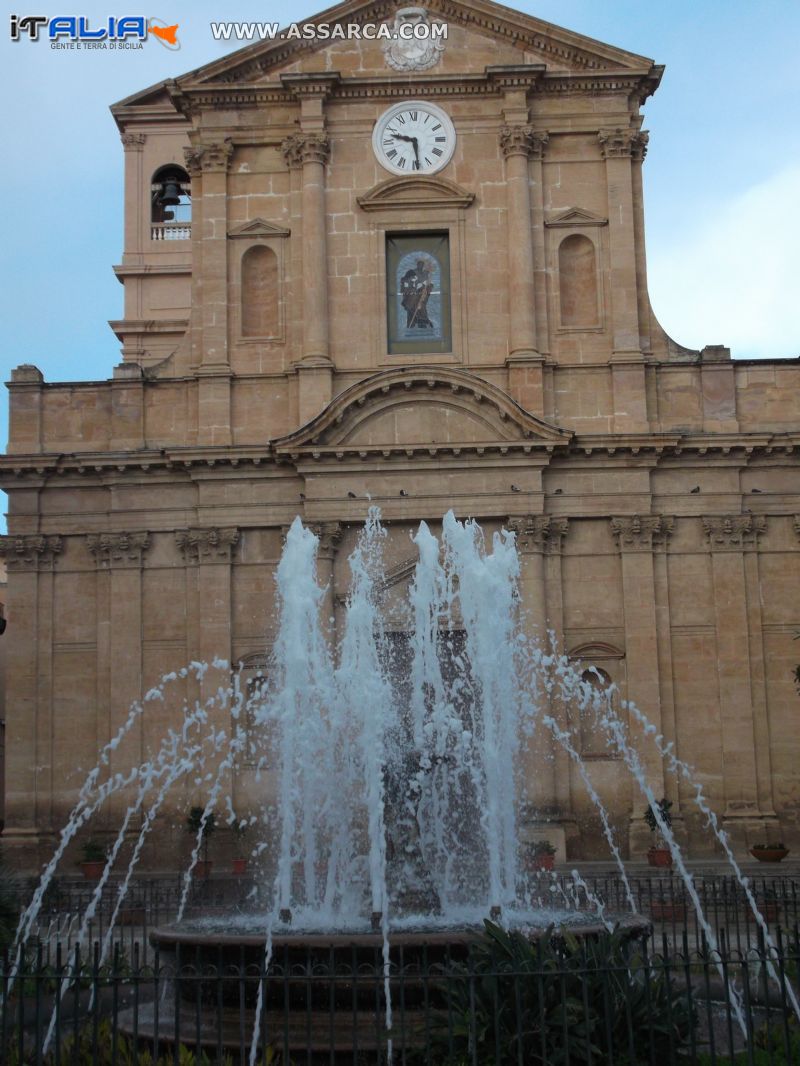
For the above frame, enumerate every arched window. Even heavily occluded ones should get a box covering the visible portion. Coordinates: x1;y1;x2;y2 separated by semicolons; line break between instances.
241;246;278;337
151;165;191;240
558;234;598;327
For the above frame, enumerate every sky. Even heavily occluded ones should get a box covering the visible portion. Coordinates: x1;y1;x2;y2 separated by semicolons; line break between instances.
1;0;799;490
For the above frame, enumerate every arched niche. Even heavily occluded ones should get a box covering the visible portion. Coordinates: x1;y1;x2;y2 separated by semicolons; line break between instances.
241;245;278;338
558;234;598;328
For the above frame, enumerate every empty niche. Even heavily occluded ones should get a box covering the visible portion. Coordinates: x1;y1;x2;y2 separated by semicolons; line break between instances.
558;234;598;328
241;245;278;337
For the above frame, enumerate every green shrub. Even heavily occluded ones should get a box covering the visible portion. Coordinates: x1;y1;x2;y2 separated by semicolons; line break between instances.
427;920;694;1065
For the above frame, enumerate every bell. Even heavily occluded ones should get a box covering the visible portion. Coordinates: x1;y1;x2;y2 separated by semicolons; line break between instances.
158;179;182;206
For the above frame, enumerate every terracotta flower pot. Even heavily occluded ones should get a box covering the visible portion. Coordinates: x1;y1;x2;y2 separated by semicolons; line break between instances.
80;861;105;881
531;854;555;872
750;848;789;863
647;847;673;868
194;860;213;879
231;857;248;875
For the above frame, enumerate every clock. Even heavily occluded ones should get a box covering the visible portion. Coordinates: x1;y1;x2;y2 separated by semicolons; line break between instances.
372;100;456;176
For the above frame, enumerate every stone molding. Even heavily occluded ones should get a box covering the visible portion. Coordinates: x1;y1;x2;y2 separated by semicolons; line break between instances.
0;534;62;572
86;531;151;569
500;125;548;160
175;527;240;564
597;128;649;161
183;139;234;175
281;133;330;169
120;132;146;151
507;515;569;554
611;515;673;552
702;515;766;551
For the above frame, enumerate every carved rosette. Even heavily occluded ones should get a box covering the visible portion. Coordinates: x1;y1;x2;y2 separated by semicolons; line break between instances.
183;139;234;175
0;534;62;572
500;126;549;161
282;133;330;169
87;532;151;569
507;516;568;554
120;132;146;151
611;515;673;552
311;522;344;561
175;528;240;565
702;515;766;551
597;128;649;161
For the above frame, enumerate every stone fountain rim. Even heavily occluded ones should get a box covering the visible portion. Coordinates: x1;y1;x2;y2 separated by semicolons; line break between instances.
150;914;651;950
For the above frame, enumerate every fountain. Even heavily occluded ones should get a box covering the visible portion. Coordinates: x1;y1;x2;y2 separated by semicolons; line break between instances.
6;508;798;1059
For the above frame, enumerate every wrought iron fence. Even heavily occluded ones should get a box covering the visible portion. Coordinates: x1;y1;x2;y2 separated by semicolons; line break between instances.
24;873;800;965
2;924;799;1064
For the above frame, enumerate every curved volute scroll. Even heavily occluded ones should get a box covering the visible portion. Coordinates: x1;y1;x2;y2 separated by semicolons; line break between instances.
271;366;572;459
357;176;475;213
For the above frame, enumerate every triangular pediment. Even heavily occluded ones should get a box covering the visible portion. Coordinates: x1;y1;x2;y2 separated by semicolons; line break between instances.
227;218;291;238
114;0;658;111
546;207;608;228
272;367;572;458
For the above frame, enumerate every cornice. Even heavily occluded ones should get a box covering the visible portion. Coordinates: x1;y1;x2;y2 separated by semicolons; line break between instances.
0;432;795;483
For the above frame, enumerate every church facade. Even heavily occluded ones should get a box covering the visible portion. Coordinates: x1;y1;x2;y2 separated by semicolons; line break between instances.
2;0;799;869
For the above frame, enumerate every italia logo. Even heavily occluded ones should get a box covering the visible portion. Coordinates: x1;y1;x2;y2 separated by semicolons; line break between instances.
9;15;180;48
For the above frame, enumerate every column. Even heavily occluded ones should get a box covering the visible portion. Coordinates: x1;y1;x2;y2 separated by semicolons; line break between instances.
184;139;234;445
87;532;151;823
702;515;769;847
282;132;334;425
0;535;62;855
500;126;548;418
598;129;649;432
611;515;672;853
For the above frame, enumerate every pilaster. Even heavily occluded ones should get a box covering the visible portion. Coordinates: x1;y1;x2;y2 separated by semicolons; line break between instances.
175;527;239;707
0;535;62;850
598;129;649;431
184;138;234;445
7;365;44;455
111;363;145;450
120;131;146;261
311;521;343;644
87;532;152;819
500;125;548;417
702;515;769;845
610;515;672;851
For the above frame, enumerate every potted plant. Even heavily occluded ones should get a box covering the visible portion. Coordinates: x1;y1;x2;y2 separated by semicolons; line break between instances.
750;842;789;863
186;806;217;878
529;840;557;872
80;839;107;881
645;798;673;868
231;820;250;876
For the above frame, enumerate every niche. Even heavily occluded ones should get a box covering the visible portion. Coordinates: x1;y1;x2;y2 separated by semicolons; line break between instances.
241;245;278;338
558;234;598;328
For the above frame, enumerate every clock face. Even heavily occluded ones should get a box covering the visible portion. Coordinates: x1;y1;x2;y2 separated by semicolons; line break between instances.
372;101;456;176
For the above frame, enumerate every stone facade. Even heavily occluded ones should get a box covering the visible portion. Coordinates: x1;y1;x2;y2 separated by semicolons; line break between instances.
1;0;798;869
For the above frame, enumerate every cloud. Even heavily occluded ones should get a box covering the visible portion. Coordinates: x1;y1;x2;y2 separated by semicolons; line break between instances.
648;163;800;359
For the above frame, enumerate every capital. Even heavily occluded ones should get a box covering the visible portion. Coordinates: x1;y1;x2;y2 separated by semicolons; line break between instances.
311;522;343;559
500;125;548;160
702;515;766;552
183;138;234;175
120;132;146;151
87;531;151;569
0;534;62;572
611;515;673;552
175;527;240;564
507;515;568;554
282;133;330;168
597;128;649;161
